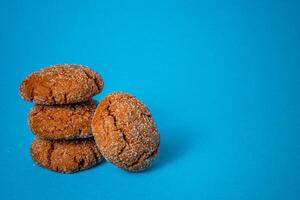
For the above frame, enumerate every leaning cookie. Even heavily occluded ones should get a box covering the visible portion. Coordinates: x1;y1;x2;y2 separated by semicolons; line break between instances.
28;99;97;140
30;138;102;173
19;64;103;105
92;92;160;172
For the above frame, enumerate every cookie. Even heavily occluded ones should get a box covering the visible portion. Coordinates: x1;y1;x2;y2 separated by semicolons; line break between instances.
19;64;103;105
28;99;97;140
92;92;160;172
30;138;102;173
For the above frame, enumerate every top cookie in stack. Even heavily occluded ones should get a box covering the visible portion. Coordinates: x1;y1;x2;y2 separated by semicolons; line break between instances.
19;64;103;105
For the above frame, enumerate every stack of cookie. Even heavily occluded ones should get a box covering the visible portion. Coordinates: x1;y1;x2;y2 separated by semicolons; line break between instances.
20;64;160;173
19;64;104;173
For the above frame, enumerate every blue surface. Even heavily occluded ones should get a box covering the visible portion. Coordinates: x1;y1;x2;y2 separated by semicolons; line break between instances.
1;0;299;199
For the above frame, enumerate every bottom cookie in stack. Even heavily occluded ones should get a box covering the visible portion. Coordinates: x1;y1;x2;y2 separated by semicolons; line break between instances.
30;138;102;173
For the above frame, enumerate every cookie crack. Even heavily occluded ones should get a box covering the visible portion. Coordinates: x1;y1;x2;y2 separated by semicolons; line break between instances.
47;142;55;168
40;82;56;104
118;144;127;156
78;158;85;170
48;87;55;103
74;156;85;171
125;152;146;168
106;101;130;146
105;100;130;157
93;77;101;92
141;112;151;118
82;69;101;92
29;88;34;101
63;93;67;104
147;148;159;160
88;146;100;164
127;148;158;168
30;106;45;117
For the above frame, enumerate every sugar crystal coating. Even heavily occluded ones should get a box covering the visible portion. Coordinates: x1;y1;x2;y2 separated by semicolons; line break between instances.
19;64;103;105
30;138;102;173
92;92;160;172
29;99;97;140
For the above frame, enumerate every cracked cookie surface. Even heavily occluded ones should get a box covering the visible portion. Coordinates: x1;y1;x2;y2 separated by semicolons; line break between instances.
19;64;103;105
30;138;102;173
92;92;160;172
29;99;97;140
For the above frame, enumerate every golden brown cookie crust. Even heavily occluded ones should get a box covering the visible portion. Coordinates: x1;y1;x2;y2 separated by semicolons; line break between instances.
29;99;97;140
19;64;103;105
30;138;102;173
92;92;160;172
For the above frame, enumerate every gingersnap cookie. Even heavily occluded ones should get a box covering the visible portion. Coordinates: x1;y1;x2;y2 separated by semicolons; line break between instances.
28;99;97;140
92;92;160;172
19;64;103;105
30;138;102;173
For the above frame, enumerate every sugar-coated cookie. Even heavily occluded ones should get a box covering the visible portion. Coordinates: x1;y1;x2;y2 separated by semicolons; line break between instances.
28;99;97;140
20;64;103;105
30;138;102;173
92;92;159;172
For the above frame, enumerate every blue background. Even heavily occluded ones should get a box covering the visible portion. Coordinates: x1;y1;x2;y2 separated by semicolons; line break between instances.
1;0;299;199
